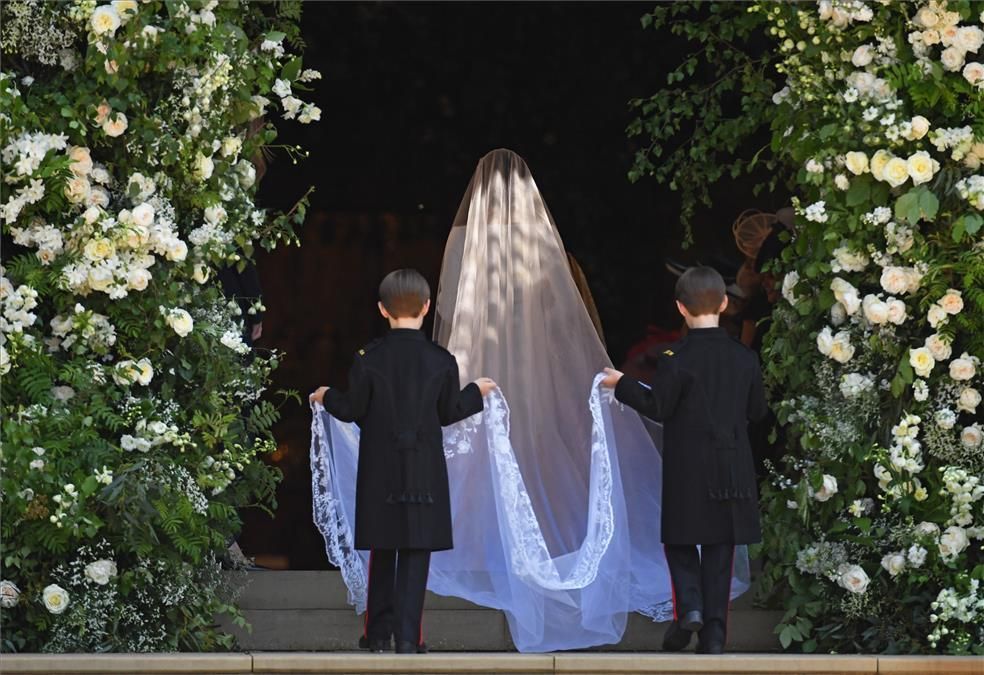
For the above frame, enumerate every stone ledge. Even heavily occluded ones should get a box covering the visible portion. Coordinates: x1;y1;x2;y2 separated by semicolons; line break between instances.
876;655;984;673
0;653;252;673
251;652;554;673
553;654;879;674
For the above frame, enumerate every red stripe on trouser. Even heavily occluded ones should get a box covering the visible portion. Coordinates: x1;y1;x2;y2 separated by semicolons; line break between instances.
418;558;430;645
363;550;373;638
663;545;678;621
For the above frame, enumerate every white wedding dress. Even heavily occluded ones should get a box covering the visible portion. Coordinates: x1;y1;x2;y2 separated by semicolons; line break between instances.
310;149;749;652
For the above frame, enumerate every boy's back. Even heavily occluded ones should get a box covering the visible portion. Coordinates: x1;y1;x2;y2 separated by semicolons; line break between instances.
325;328;483;552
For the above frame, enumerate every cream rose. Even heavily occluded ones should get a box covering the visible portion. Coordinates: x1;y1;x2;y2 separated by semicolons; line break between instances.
166;240;188;262
831;277;861;315
90;5;122;35
95;100;112;124
915;521;939;537
88;186;111;208
813;474;838;502
42;584;69;614
862;294;888;324
830;302;847;326
84;238;115;261
938;526;969;560
844;151;869;175
906;151;938;186
955;25;984;53
883;157;910;188
957;387;981;414
193;153;214;181
0;580;20;608
68;146;93;176
961;424;983;449
64;175;92;204
924;334;952;361
127;268;151;291
131;203;154;228
220;136;242;157
941;46;966;72
166;308;194;337
134;358;153;385
816;326;834;356
203;205;227;225
838;565;870;594
193;264;210;284
914;6;939;28
111;0;138;19
927;303;947;328
964;61;984;86
829;332;855;364
84;559;118;585
880;552;906;577
852;45;874;67
908;115;930;140
870;150;892;182
102;112;128;138
885;298;907;325
950;354;977;381
939;289;963;315
909;347;935;378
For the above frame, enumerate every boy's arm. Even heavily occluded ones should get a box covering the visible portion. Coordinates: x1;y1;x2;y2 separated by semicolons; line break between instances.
747;357;768;422
322;357;372;423
438;360;484;426
612;355;687;422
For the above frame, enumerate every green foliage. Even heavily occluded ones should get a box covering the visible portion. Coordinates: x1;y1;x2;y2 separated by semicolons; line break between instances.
0;0;318;652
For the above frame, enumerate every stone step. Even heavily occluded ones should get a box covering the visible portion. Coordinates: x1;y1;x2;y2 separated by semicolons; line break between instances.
2;653;982;674
224;571;782;652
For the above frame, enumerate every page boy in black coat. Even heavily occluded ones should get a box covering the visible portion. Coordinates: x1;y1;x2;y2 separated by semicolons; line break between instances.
601;266;767;654
311;269;496;654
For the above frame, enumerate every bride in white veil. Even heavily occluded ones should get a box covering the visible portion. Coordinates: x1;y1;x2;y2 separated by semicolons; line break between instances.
310;149;749;652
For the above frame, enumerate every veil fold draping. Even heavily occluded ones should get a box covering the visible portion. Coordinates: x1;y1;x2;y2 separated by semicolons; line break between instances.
311;149;749;652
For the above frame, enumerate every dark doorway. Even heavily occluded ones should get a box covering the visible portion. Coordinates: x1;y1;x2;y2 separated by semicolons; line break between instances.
240;2;785;569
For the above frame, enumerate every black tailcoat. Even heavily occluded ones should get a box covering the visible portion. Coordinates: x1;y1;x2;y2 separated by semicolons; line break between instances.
324;328;483;551
614;327;767;545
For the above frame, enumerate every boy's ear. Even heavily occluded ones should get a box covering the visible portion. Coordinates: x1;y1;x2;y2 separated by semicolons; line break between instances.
675;300;689;319
419;299;431;318
378;301;390;319
718;295;729;314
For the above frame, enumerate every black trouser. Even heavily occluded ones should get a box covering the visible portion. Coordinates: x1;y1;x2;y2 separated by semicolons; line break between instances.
664;544;734;645
364;549;431;645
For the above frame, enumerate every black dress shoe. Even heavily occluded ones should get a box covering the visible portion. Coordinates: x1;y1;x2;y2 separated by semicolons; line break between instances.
662;621;692;652
359;635;391;653
396;640;424;654
680;609;704;633
696;618;725;654
696;640;725;654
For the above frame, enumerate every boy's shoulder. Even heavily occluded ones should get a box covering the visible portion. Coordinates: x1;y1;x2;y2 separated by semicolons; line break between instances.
355;337;384;358
675;333;760;364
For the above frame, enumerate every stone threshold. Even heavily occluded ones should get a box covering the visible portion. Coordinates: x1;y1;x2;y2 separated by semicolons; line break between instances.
1;652;981;674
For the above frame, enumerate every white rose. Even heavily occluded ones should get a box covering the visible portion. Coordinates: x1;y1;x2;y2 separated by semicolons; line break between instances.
819;0;832;21
90;5;121;35
906;151;938;186
924;334;952;361
235;160;256;188
87;266;114;292
957;387;981;414
203;205;227;225
166;239;188;262
955;25;984;53
883;157;910;188
193;153;214;181
220;136;242;158
193;264;210;284
906;545;928;568
102;112;128;138
838;564;870;594
880;552;906;577
885;298;907;325
42;584;69;614
781;271;800;305
88;186;111;208
939;289;963;315
941;46;965;72
166;309;194;337
834;174;850;190
816;326;834;356
909;347;935;378
914;6;939;28
950;355;977;381
83;206;102;225
852;44;874;67
831;277;861;315
927;303;947;329
961;424;983;448
113;360;137;385
938;526;969;560
84;238;115;261
0;346;9;376
83;559;118;585
813;474;838;502
908;115;930;140
935;408;956;430
844;151;869;175
862;294;888;324
964;61;984;86
830;302;847;326
134;358;153;386
0;580;20;608
870;150;892;182
915;521;939;538
131;203;154;228
829;332;856;364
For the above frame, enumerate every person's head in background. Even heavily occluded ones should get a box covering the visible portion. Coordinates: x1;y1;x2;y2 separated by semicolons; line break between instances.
378;269;431;329
675;266;727;328
755;225;786;304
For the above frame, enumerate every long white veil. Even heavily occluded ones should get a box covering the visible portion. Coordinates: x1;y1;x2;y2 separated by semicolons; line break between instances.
310;149;749;652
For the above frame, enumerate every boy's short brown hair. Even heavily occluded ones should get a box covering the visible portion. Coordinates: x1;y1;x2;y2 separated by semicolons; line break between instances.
379;269;430;318
675;266;726;316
